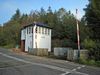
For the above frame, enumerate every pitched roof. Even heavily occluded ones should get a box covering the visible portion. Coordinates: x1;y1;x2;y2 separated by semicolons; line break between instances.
21;22;52;30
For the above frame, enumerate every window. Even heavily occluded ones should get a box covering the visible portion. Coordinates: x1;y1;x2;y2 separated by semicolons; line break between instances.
29;27;31;34
48;29;49;35
30;27;32;33
27;27;28;34
29;27;30;34
42;27;44;34
35;27;37;33
39;27;41;33
37;27;39;33
23;29;26;35
44;28;45;34
27;27;33;34
23;29;26;38
45;28;47;35
47;29;48;35
32;27;33;33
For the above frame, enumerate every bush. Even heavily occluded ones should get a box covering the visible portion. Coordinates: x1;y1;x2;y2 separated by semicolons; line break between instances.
82;38;100;61
82;38;96;49
95;61;100;67
3;44;15;49
88;60;95;65
78;58;100;67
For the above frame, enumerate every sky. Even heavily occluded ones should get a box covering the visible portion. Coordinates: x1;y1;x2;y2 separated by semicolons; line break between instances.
0;0;89;25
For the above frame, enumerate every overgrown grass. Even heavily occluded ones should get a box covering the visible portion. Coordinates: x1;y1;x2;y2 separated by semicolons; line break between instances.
0;44;16;49
78;58;100;67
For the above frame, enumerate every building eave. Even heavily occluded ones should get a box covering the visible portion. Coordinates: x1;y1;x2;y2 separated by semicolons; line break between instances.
21;22;52;30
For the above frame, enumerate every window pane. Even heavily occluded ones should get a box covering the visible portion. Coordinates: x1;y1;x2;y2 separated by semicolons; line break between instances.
27;27;28;34
39;27;41;33
32;27;33;33
45;28;47;34
35;27;37;33
42;28;44;34
37;27;38;33
47;29;48;35
44;28;45;34
29;27;31;34
48;29;49;35
30;27;31;34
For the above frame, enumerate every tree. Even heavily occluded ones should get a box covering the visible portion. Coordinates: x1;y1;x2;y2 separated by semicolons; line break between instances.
84;0;100;61
0;9;22;48
0;26;6;46
11;9;21;21
38;8;47;23
20;14;28;26
84;0;100;39
47;6;52;13
0;8;88;50
3;21;21;46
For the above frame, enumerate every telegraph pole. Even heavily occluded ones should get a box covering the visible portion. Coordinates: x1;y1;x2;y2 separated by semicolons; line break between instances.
76;9;80;59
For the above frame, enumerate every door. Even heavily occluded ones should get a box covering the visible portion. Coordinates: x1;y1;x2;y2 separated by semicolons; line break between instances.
21;40;25;52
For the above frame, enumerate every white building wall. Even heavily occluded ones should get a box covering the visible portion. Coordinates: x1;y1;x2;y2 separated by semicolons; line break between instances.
34;26;51;52
21;29;26;40
33;25;36;48
49;29;51;52
25;27;33;51
22;25;51;52
24;28;27;51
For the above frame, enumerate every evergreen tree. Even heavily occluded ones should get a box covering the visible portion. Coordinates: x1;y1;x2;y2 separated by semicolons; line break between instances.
11;9;21;21
84;0;100;39
84;0;100;60
0;8;88;50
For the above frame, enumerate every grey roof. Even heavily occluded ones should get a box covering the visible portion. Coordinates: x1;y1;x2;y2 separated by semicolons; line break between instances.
21;22;52;30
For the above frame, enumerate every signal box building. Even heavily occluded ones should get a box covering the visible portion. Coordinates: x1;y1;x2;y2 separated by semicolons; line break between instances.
21;22;51;52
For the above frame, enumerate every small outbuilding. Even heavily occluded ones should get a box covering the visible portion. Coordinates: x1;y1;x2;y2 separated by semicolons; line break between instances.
21;22;52;52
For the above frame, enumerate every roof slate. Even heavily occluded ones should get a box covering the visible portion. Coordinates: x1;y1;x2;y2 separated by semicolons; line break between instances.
21;22;52;30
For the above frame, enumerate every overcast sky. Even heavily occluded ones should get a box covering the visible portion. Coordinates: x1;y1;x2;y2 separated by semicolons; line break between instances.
0;0;89;25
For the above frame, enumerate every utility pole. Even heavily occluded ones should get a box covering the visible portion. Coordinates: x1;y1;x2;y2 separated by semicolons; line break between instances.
76;9;80;59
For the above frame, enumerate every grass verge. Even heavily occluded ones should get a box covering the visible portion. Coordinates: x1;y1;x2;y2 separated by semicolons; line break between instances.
78;59;100;67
